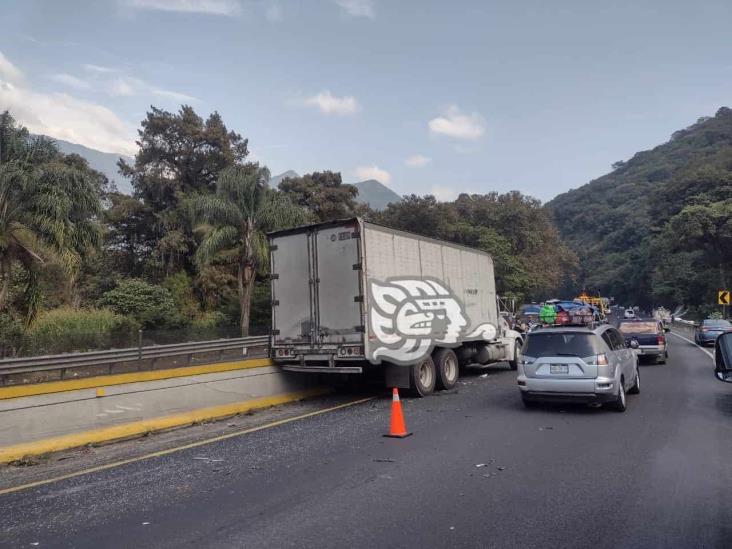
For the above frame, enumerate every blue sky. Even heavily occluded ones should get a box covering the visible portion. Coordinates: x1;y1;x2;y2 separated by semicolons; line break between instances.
1;0;731;202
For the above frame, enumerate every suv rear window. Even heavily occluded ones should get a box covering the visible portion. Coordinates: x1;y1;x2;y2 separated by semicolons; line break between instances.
522;332;605;358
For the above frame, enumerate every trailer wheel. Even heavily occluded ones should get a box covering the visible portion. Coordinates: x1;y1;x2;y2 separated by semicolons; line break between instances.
434;348;459;390
508;340;521;371
410;356;436;397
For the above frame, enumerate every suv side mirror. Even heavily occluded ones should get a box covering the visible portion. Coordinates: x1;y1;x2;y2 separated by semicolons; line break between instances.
715;332;732;383
664;326;670;333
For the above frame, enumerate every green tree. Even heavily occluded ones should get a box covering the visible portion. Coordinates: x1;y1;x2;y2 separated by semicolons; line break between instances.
98;279;181;328
118;105;249;275
666;199;732;289
278;171;359;221
194;165;307;335
0;112;103;321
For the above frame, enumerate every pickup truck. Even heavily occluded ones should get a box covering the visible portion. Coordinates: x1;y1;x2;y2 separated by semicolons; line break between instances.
618;320;668;364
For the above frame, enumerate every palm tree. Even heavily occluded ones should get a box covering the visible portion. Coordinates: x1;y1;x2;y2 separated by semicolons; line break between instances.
0;112;102;321
194;164;307;335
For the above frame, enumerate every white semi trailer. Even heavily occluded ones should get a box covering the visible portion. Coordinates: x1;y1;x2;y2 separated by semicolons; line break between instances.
268;218;523;396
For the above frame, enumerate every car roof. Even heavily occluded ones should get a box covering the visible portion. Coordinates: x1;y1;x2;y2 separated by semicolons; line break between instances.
527;325;603;335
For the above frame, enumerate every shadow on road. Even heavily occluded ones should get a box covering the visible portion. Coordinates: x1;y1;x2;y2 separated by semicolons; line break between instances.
714;393;732;418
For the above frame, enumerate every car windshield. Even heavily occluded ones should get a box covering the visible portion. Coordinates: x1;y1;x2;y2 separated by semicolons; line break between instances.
522;332;604;358
704;320;731;328
619;322;658;334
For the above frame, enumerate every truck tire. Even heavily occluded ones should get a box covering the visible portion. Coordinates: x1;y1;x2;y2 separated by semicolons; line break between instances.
508;340;521;371
410;356;436;397
434;348;459;390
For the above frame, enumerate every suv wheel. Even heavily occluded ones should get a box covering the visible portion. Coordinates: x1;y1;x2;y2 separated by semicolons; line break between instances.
610;376;627;412
628;368;640;394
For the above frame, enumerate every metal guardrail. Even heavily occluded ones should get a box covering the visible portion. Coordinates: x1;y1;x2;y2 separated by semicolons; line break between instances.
0;336;269;386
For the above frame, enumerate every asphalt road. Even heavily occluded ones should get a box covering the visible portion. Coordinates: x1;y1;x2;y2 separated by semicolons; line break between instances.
2;334;731;548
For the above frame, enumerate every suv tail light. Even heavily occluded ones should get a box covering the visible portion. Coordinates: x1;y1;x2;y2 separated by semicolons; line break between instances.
657;335;665;345
584;354;608;366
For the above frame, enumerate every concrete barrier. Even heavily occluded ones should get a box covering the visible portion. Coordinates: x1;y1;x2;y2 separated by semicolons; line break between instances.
0;359;327;463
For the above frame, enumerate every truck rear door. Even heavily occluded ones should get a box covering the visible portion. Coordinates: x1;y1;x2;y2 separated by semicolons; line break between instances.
315;223;363;344
271;232;312;344
271;221;362;347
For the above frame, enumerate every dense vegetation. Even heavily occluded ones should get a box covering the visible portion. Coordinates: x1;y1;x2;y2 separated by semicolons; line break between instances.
548;107;732;318
0;104;581;356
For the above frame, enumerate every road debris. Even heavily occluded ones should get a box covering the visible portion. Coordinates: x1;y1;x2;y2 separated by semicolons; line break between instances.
539;426;554;431
497;466;506;471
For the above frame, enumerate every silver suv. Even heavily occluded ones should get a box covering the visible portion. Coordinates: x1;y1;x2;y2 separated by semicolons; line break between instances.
517;325;639;411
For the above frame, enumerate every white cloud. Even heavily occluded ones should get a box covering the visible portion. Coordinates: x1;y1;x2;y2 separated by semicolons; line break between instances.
0;51;23;84
0;53;135;156
302;90;360;116
428;105;485;140
107;76;140;96
152;88;198;102
50;73;92;90
104;75;198;103
334;0;374;18
354;165;391;184
123;0;241;16
430;185;457;202
83;64;117;74
405;154;431;168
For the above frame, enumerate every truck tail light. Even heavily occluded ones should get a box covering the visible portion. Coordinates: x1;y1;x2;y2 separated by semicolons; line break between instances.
657;335;664;345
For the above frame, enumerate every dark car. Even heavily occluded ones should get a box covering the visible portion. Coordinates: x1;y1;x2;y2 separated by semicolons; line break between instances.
618;320;668;364
694;319;732;346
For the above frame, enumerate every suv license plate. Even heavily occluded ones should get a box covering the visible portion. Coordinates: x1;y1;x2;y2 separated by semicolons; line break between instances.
550;364;569;374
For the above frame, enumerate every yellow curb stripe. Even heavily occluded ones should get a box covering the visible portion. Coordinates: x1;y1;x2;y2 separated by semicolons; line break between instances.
0;358;273;400
0;395;375;496
0;386;328;464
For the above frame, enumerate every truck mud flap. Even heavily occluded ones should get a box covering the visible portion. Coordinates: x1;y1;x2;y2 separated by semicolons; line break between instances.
385;363;410;389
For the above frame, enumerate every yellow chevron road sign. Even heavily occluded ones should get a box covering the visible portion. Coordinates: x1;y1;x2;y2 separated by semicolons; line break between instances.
719;290;731;305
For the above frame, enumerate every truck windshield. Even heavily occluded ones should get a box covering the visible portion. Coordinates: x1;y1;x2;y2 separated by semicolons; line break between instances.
523;332;604;358
619;322;658;334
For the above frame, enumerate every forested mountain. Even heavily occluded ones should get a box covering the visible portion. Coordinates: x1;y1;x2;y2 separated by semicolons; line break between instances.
548;107;732;316
353;179;402;210
49;137;133;194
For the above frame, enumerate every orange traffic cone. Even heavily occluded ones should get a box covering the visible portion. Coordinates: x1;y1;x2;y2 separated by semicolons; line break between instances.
384;388;412;438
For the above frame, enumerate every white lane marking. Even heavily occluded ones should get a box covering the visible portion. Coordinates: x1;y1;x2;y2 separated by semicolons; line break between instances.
668;331;714;362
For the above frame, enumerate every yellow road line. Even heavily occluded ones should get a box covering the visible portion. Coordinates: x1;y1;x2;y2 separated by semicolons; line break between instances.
0;395;375;497
0;386;328;464
0;358;273;400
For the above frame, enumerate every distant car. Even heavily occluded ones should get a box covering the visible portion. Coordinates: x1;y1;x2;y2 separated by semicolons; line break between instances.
624;309;636;319
694;319;732;346
517;324;639;411
618;320;668;364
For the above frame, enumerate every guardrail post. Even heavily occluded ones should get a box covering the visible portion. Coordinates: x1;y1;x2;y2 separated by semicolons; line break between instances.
138;330;143;360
